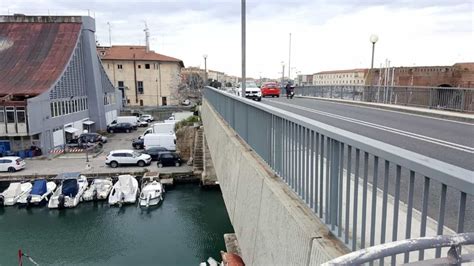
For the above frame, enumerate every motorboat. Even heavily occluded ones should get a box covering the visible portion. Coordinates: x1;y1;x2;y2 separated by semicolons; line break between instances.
17;179;57;207
0;182;32;206
48;172;88;209
83;178;113;201
139;178;164;207
108;175;139;206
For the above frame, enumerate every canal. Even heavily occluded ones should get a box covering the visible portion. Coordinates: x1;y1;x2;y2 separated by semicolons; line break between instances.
0;183;234;265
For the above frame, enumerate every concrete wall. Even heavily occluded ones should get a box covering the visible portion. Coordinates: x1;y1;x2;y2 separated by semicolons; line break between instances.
202;100;348;265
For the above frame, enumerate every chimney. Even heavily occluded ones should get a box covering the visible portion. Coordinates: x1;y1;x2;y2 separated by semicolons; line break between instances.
144;22;150;53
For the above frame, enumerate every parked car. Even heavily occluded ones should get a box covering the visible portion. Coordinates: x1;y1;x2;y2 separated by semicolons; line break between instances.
260;82;281;97
143;133;176;150
138;117;149;127
105;150;152;168
0;156;26;172
107;122;134;133
156;152;182;168
181;99;191;106
111;116;139;129
140;114;154;122
143;147;170;160
79;133;107;144
132;138;144;149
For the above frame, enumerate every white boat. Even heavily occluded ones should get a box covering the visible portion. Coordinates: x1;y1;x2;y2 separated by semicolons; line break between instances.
83;178;113;201
17;179;57;207
0;182;32;206
108;175;139;206
48;172;89;209
139;179;164;207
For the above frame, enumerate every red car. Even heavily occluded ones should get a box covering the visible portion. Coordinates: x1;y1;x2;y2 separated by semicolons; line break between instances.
260;82;281;97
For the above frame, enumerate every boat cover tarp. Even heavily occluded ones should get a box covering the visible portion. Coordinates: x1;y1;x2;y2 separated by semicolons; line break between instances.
31;179;47;195
61;179;78;197
3;183;21;197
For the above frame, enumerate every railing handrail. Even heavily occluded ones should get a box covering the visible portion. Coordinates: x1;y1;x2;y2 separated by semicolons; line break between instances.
322;233;474;265
297;84;474;91
207;87;473;194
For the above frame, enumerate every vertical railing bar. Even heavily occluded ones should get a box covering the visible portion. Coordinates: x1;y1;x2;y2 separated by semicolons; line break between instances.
391;165;401;265
299;125;304;197
360;152;369;249
283;119;287;183
325;137;331;224
404;171;415;263
338;143;344;237
305;128;311;205
457;192;466;233
380;161;389;244
292;122;296;190
310;130;315;211
370;156;378;248
319;134;324;218
352;149;360;251
345;145;352;244
315;132;320;213
418;176;430;261
435;184;447;258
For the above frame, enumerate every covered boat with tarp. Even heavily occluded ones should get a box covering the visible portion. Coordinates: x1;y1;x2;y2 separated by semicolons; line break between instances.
48;172;88;209
0;182;32;206
18;179;57;207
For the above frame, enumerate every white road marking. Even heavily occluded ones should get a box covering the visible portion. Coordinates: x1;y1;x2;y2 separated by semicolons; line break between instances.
267;100;474;154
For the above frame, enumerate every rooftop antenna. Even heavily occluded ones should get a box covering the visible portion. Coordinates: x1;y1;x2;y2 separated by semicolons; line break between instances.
107;22;112;46
144;21;150;53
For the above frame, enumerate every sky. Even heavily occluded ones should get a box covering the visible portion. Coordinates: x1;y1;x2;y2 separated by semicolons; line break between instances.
2;0;473;79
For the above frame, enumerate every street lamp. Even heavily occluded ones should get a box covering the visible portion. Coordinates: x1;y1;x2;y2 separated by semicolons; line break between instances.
370;34;378;69
281;61;285;86
203;54;208;86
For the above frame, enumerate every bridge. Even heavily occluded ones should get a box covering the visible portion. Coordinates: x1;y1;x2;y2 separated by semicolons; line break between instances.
201;86;473;265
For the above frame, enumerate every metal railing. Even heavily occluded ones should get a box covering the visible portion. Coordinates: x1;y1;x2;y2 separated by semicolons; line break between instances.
204;87;473;264
323;233;474;265
297;85;474;113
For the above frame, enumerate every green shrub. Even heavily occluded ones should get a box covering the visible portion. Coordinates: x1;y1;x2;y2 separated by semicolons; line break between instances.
175;115;201;131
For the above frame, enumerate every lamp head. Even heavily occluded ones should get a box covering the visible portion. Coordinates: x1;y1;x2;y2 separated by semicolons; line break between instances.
370;34;379;44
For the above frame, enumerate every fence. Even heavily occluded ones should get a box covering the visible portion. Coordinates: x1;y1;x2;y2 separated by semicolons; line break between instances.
297;85;474;113
204;87;473;264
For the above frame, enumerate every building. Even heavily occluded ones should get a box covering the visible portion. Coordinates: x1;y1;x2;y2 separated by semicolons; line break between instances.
97;45;184;106
368;63;474;88
296;74;314;86
312;69;368;86
0;15;121;154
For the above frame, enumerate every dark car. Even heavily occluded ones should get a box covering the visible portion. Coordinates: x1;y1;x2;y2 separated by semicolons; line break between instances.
132;138;144;149
107;122;134;133
79;133;107;144
156;152;182;168
143;147;169;160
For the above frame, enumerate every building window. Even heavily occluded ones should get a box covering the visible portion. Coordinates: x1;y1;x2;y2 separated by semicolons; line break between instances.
145;64;150;69
117;64;123;69
162;97;167;106
0;109;4;123
50;103;54;117
138;65;142;69
6;107;15;123
137;81;144;94
140;99;144;106
118;81;124;88
16;107;25;123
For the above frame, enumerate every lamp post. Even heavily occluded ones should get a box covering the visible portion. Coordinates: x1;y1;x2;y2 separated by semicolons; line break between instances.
203;54;208;86
241;0;246;97
281;61;285;86
370;34;378;69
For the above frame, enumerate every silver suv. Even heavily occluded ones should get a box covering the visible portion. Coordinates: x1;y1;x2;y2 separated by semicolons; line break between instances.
105;150;152;168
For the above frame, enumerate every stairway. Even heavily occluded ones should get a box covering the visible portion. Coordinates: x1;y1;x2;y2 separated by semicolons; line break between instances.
193;127;204;173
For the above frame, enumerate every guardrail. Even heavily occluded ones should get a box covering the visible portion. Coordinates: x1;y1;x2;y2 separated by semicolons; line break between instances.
296;85;474;113
203;86;473;264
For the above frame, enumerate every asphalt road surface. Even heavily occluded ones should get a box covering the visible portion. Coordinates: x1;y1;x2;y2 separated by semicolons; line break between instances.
261;97;473;232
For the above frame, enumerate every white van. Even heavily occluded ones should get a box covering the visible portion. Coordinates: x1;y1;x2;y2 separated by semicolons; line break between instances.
143;133;176;151
140;122;175;139
111;116;139;129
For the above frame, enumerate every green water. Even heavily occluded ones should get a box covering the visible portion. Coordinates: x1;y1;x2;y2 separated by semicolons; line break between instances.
0;184;234;265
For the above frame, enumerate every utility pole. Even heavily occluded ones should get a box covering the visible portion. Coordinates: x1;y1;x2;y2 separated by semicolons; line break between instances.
107;22;111;46
281;62;285;85
203;54;208;86
241;0;246;97
288;33;291;80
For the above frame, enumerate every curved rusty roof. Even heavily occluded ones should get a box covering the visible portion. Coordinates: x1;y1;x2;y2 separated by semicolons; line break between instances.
0;22;81;97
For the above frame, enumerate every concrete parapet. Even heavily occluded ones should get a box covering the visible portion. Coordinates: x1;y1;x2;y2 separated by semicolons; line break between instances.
202;99;348;265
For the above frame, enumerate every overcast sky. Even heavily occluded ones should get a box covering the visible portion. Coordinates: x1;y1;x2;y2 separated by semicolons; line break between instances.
2;0;473;78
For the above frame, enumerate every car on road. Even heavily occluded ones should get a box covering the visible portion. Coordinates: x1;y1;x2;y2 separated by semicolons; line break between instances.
132;138;144;149
107;122;134;133
0;156;26;172
156;152;182;168
140;114;154;122
105;150;152;168
143;147;170;160
236;82;262;101
260;82;281;97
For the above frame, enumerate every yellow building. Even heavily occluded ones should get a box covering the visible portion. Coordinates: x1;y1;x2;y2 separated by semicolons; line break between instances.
313;69;367;86
97;46;184;106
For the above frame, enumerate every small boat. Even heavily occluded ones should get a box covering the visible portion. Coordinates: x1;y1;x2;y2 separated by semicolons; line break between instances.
0;182;32;206
83;178;113;201
17;179;57;207
108;175;138;206
139;178;164;207
48;172;88;209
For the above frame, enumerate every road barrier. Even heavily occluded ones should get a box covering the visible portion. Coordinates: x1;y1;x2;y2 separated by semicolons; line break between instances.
204;86;473;264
